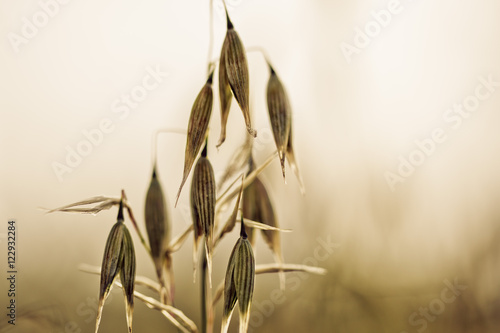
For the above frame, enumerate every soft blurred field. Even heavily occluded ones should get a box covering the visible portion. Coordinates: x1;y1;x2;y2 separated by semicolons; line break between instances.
1;0;500;332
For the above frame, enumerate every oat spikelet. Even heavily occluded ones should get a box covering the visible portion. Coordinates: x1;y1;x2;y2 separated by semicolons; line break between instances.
191;142;216;287
120;226;136;333
221;218;255;333
145;165;170;282
95;203;126;333
221;9;256;137
190;177;203;283
266;64;291;180
95;200;137;333
242;158;286;290
286;118;305;195
217;40;233;148
176;71;214;206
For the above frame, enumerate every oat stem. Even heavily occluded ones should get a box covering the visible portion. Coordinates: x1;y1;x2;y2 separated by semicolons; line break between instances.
162;253;176;306
208;46;273;71
246;46;273;68
200;246;214;333
152;128;188;167
121;190;151;256
207;0;214;76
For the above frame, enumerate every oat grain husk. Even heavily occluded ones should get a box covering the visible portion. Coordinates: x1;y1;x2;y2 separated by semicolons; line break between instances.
176;71;214;206
266;65;291;179
120;225;136;333
190;143;216;286
145;166;170;281
220;12;256;137
217;42;233;148
220;219;255;333
95;200;136;333
242;158;285;290
286;117;305;195
95;221;124;333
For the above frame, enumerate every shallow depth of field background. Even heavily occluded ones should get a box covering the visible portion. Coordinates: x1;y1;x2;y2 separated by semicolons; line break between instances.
1;0;500;332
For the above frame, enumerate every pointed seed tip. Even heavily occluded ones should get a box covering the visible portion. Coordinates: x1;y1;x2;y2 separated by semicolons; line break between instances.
225;9;233;30
269;64;276;75
174;191;180;208
207;70;214;84
201;140;208;158
216;136;225;149
117;200;124;221
240;216;247;239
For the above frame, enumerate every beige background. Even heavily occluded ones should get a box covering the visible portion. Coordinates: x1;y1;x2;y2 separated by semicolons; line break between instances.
1;0;500;332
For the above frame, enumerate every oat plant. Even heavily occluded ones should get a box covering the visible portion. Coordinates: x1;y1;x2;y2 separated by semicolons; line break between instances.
47;2;323;332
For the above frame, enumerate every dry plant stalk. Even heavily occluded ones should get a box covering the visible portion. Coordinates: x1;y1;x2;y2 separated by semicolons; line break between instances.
80;265;198;333
212;263;326;307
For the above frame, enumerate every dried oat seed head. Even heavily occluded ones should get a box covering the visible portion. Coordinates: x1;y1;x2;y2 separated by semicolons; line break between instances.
266;65;291;179
145;166;170;281
176;71;214;206
217;38;233;148
95;202;126;333
220;12;256;137
95;200;137;333
120;225;136;333
221;217;255;333
190;141;216;286
242;159;285;290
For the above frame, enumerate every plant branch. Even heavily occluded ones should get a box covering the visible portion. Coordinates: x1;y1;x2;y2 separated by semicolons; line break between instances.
121;190;151;256
79;264;198;333
212;263;328;306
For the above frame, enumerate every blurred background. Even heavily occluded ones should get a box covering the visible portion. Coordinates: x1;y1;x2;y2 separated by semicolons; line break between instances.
1;0;500;332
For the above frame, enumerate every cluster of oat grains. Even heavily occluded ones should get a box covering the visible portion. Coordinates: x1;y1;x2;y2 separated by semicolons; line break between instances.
48;3;323;333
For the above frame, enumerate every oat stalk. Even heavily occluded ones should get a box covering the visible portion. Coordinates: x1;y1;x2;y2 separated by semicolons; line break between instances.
80;265;198;333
